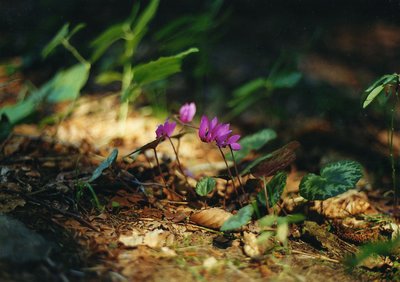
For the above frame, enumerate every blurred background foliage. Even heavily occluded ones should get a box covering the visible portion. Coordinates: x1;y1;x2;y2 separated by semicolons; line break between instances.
2;0;400;177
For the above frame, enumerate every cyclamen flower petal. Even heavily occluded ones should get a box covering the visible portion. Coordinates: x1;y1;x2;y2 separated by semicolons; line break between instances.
156;120;176;138
226;134;241;151
179;102;196;123
198;116;209;141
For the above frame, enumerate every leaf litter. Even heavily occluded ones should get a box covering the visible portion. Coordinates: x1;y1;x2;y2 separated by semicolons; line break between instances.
0;95;398;281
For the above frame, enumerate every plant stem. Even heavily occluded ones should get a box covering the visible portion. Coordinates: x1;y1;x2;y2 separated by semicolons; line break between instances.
153;148;167;188
229;147;245;195
218;147;241;205
167;137;189;185
62;40;89;66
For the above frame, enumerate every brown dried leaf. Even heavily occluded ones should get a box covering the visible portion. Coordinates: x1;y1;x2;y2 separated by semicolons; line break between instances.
190;208;232;229
252;141;300;178
0;193;25;213
311;190;376;219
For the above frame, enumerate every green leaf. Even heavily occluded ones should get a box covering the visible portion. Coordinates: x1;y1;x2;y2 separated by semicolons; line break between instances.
46;64;89;103
229;78;266;107
362;84;384;108
66;23;86;40
0;99;36;124
90;23;125;62
133;48;199;86
269;71;302;89
96;71;123;85
345;238;400;269
131;0;159;37
220;204;254;231
299;160;363;201
258;214;305;227
365;74;396;92
42;23;69;58
195;177;216;196
257;172;287;207
89;149;118;183
229;128;277;163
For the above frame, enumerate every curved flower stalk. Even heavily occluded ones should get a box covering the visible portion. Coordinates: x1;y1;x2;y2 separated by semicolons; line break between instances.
198;115;244;204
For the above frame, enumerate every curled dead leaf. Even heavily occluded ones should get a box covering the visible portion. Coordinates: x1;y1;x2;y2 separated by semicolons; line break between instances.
311;190;376;218
190;208;232;229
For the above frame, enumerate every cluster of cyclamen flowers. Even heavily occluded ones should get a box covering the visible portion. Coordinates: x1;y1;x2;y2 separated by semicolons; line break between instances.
155;102;241;151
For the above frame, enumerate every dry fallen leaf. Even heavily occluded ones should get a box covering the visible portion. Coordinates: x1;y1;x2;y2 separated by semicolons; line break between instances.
311;190;376;218
190;208;232;229
119;229;174;249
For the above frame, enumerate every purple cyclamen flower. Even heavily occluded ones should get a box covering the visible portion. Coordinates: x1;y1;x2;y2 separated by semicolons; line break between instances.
199;116;219;143
156;120;176;138
198;115;241;151
179;102;196;123
220;134;241;151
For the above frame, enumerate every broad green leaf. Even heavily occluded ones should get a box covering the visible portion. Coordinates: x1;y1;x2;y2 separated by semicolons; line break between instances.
0;100;36;124
362;84;384;108
221;204;254;231
257;172;287;207
133;48;199;86
229;128;277;163
89;149;118;183
195;177;216;196
46;64;89;103
96;71;123;85
42;23;69;58
90;23;125;62
269;71;302;89
299;160;363;201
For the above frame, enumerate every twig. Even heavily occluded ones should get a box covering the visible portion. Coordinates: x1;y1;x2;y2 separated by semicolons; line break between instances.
291;250;340;263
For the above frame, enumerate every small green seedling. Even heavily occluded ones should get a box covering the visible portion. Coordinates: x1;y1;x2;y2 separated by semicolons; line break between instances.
76;149;118;211
363;73;399;213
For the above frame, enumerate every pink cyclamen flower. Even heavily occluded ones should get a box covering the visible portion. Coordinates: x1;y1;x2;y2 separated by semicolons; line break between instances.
179;102;196;123
199;116;219;143
156;120;176;138
198;115;241;151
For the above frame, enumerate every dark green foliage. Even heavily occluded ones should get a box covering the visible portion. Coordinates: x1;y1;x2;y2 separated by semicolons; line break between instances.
195;177;216;196
299;160;363;201
229;128;277;163
257;172;287;208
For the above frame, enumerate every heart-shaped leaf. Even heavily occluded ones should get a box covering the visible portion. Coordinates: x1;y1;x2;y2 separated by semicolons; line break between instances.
195;177;216;196
220;204;254;231
299;160;363;201
257;171;287;208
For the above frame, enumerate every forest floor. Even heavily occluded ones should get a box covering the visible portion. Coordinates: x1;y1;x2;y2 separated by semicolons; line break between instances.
0;92;399;282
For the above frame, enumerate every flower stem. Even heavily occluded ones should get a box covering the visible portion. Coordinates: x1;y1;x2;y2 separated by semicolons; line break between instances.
153;148;167;188
218;147;241;205
229;147;245;195
167;137;189;185
62;39;89;66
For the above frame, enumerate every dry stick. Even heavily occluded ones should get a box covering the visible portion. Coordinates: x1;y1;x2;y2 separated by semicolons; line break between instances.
229;147;245;194
218;147;242;206
262;177;271;214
